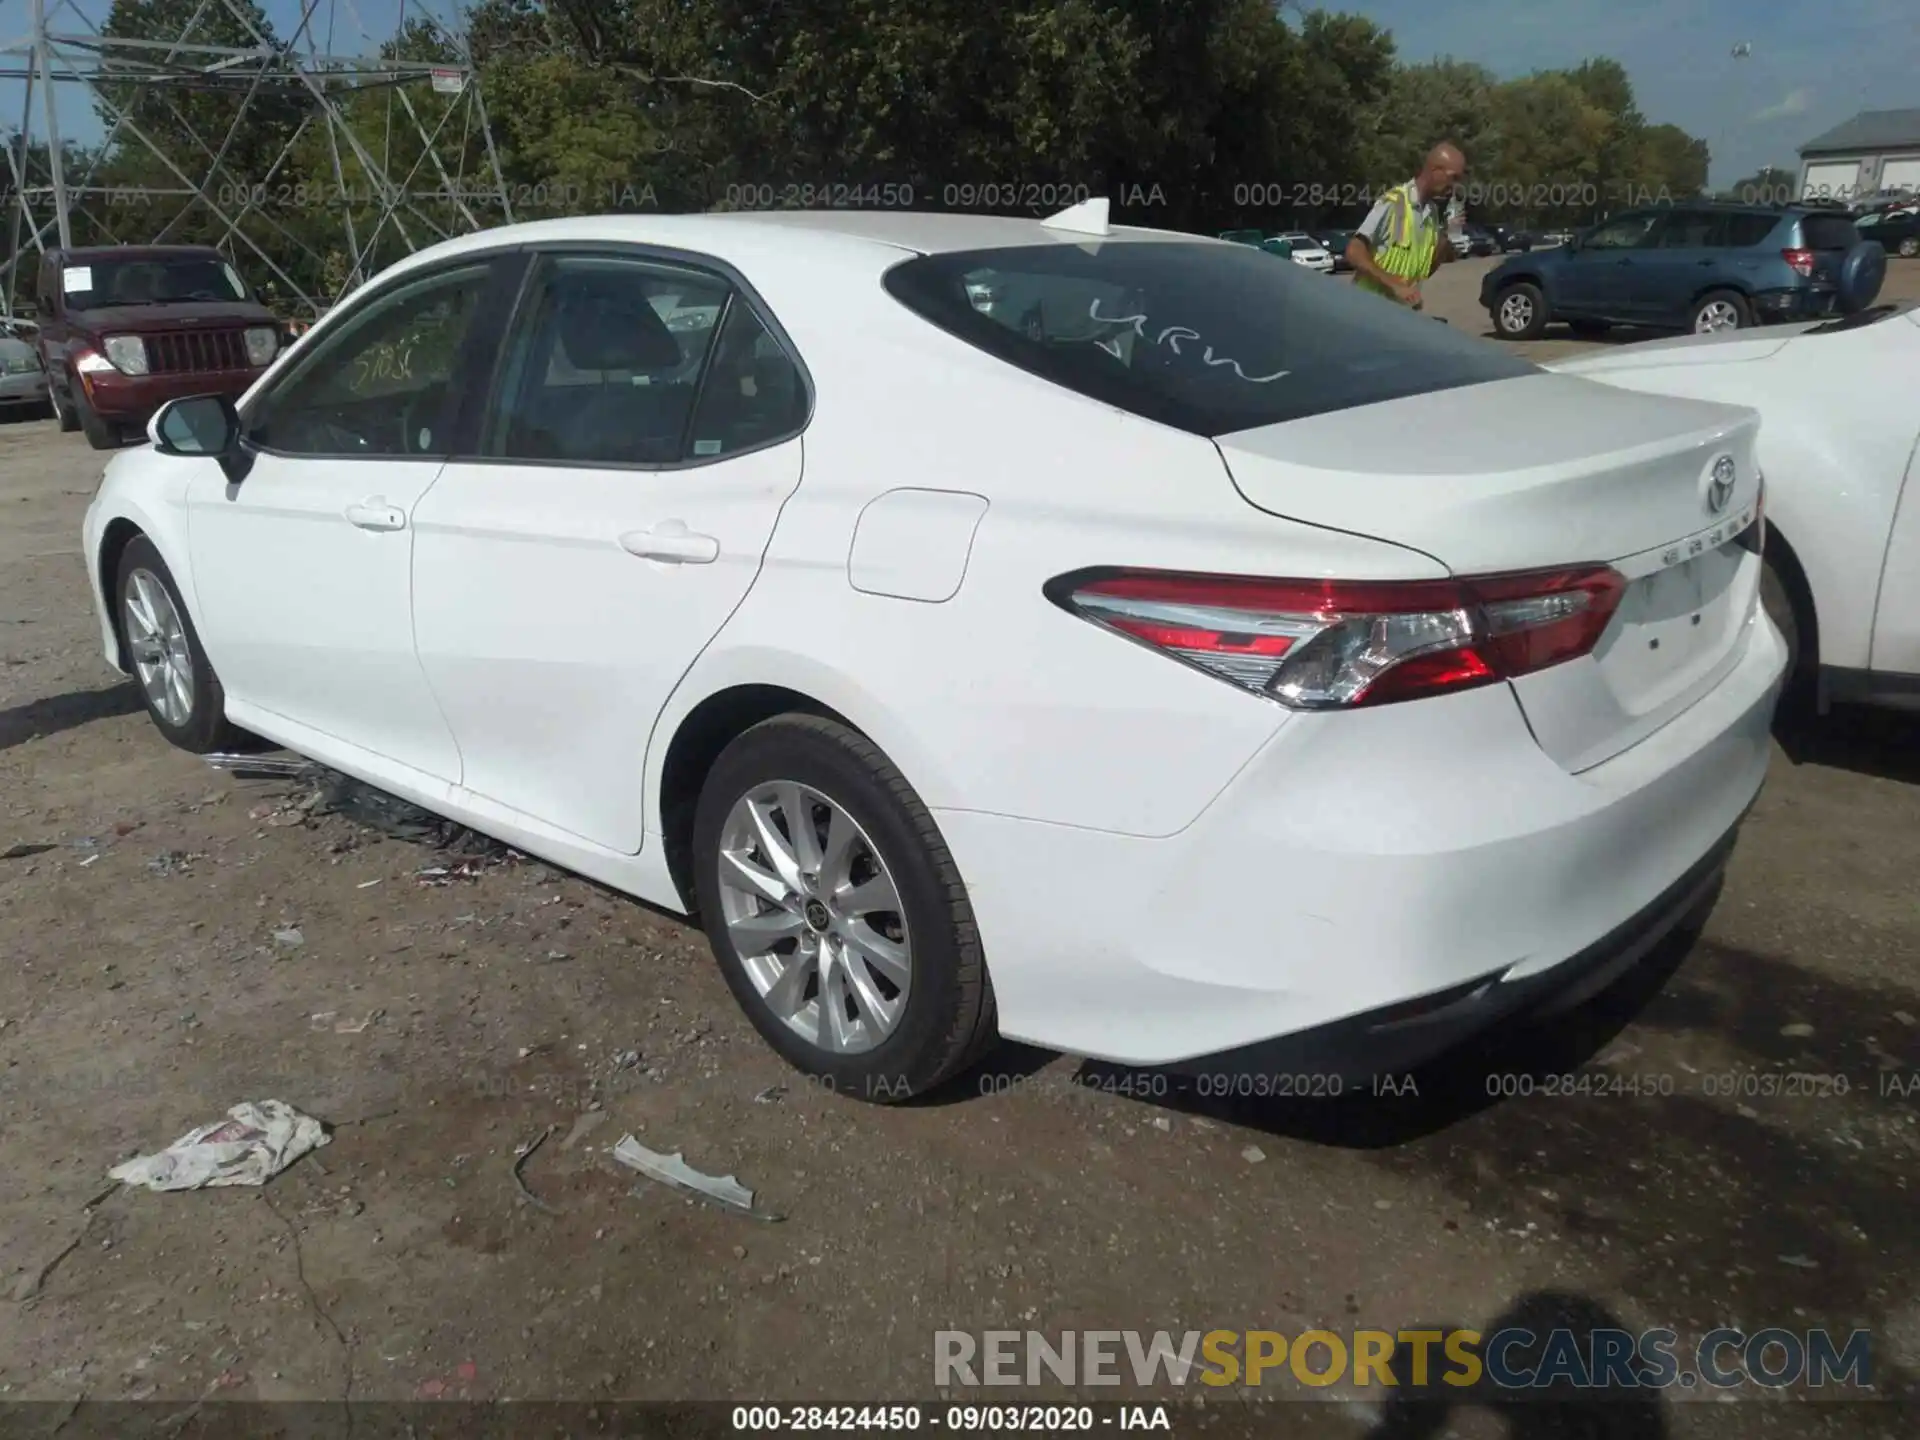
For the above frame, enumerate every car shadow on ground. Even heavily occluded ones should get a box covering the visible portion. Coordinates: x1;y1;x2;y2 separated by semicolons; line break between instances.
1776;702;1920;786
0;680;144;751
1362;1291;1667;1440
1052;904;1706;1148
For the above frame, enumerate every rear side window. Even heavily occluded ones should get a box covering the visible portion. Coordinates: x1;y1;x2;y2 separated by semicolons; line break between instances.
1799;214;1862;250
883;242;1537;437
1656;211;1720;247
1719;213;1781;247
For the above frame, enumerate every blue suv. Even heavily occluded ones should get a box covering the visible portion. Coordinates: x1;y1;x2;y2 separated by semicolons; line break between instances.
1481;204;1884;339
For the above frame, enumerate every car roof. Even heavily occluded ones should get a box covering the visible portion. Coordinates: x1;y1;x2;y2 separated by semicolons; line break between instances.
54;244;224;261
367;209;1220;280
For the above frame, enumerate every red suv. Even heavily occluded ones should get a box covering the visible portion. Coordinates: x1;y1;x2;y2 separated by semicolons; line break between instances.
34;245;285;449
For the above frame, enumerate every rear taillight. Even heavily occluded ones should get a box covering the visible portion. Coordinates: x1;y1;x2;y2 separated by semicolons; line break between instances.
1049;565;1627;709
1782;247;1815;277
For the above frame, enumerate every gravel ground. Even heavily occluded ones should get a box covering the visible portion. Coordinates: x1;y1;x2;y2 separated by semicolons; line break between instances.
2;260;1918;1438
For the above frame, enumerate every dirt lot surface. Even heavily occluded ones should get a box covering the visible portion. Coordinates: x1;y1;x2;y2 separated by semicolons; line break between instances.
4;263;1920;1438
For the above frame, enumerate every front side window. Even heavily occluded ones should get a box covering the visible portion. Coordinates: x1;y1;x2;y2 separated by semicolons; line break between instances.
1581;213;1662;249
484;254;730;465
885;240;1537;436
249;262;490;457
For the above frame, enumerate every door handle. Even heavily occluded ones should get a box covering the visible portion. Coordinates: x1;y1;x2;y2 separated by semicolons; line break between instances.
619;521;719;564
345;499;406;531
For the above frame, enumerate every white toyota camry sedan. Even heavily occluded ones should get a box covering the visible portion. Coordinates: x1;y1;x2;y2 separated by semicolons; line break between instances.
81;202;1788;1100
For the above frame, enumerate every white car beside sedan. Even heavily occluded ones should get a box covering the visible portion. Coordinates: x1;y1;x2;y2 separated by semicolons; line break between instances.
82;201;1786;1100
1276;232;1337;273
1550;301;1920;715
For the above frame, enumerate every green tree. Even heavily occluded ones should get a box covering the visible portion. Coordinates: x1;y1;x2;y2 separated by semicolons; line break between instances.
1485;71;1612;225
1361;57;1502;191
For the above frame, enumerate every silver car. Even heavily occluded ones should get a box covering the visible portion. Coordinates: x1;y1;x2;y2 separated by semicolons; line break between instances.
0;331;50;418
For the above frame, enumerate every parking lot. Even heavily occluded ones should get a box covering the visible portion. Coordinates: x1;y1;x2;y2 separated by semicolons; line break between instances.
2;255;1918;1436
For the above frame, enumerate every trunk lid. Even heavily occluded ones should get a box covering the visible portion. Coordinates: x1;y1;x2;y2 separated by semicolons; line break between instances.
1215;372;1765;770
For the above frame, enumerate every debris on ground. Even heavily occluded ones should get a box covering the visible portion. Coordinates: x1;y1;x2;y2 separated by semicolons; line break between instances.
146;850;200;877
203;754;322;779
2;841;55;860
612;1134;782;1221
207;753;522;860
310;1009;382;1034
108;1101;331;1192
272;927;305;949
1242;1145;1267;1164
511;1125;561;1215
752;1084;788;1105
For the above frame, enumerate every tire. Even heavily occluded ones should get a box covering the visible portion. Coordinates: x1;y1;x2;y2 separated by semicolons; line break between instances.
1491;281;1547;339
74;386;119;450
50;376;80;433
1690;290;1751;334
1568;318;1612;338
113;535;244;754
691;714;998;1102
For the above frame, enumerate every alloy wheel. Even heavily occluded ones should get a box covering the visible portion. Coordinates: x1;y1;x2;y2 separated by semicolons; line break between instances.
1498;292;1533;333
715;781;912;1055
123;568;195;727
1695;300;1742;333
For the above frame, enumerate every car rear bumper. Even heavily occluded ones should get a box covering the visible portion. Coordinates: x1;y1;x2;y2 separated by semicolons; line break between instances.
935;607;1786;1070
0;375;48;406
74;365;260;425
1750;286;1839;322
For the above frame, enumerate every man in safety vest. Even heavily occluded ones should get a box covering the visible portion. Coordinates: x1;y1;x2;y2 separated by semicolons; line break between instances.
1345;143;1467;309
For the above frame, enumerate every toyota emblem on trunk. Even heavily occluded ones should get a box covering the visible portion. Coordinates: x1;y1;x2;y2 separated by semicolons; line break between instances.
1706;456;1736;515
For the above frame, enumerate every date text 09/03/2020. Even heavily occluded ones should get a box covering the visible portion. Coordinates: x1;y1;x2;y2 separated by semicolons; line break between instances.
730;1405;1170;1431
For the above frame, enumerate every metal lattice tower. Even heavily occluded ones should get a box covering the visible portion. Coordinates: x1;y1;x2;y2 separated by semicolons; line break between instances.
1;0;511;318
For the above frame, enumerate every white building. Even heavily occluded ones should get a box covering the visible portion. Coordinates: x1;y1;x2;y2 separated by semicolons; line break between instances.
1798;109;1920;204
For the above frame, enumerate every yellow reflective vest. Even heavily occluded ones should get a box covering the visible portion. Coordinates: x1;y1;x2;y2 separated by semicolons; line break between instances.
1353;182;1441;300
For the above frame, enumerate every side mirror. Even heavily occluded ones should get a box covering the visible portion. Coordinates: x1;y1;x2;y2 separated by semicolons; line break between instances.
151;394;252;483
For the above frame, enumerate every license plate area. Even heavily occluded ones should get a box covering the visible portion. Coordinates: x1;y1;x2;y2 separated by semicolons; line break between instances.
1596;540;1750;717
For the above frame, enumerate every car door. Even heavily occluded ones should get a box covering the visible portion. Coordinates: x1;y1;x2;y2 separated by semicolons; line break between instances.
1555;211;1663;317
184;254;518;781
409;248;809;853
1628;208;1722;322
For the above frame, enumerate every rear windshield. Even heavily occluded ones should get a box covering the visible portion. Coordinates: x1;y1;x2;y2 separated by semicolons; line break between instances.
883;241;1537;436
1798;214;1861;250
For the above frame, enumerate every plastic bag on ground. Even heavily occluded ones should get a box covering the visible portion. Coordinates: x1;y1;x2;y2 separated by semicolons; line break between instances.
109;1100;330;1192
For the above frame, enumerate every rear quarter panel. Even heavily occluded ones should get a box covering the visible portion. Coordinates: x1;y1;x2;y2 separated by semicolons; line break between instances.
657;258;1452;839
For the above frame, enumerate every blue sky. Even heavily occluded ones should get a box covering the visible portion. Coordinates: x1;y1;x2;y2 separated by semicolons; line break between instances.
5;0;1917;187
1339;0;1919;183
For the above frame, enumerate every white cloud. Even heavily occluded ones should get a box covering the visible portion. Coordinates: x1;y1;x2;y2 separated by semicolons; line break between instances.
1752;88;1814;121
